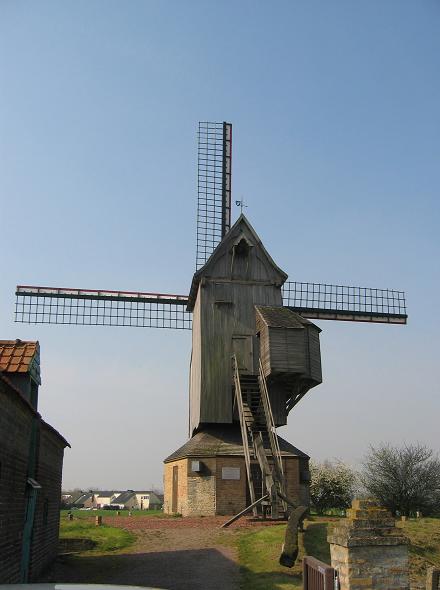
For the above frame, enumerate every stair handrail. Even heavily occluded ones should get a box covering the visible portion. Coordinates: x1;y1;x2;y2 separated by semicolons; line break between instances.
258;358;287;505
232;354;257;513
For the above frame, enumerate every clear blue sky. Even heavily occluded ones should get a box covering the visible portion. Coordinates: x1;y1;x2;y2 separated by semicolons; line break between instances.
1;1;439;490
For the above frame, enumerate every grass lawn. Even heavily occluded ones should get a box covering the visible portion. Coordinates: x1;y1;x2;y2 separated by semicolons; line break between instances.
57;511;440;590
238;517;333;590
61;509;164;519
239;516;440;590
400;518;440;588
60;518;135;554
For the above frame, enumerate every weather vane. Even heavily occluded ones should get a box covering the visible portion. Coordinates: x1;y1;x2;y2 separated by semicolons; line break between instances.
235;198;248;214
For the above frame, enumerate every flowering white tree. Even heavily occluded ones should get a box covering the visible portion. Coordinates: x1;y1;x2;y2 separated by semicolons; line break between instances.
310;460;357;515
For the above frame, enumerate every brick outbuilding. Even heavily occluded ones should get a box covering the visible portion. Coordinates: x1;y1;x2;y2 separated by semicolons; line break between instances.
163;425;309;516
0;340;69;583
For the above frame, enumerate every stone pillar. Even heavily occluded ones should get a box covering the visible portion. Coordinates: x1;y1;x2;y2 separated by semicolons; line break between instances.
327;499;409;590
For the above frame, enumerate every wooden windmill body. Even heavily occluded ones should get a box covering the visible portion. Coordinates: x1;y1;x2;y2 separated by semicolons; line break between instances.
163;214;322;516
14;122;407;519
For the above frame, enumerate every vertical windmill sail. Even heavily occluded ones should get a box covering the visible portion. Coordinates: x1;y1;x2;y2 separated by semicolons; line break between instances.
196;121;232;269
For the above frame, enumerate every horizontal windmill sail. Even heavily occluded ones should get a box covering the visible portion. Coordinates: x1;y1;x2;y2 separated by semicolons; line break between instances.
15;286;192;329
282;281;407;324
15;280;407;328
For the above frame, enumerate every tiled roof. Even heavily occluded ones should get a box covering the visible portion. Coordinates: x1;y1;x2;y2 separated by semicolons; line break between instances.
0;340;41;384
164;425;309;463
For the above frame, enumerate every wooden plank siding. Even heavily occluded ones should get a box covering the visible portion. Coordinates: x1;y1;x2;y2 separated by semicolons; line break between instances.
189;216;287;435
308;328;322;383
255;306;322;425
189;289;202;432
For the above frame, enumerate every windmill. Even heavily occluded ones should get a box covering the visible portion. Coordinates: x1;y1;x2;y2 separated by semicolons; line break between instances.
14;121;407;562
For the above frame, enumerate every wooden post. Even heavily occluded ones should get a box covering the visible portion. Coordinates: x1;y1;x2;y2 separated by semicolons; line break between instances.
279;505;308;568
302;556;308;589
426;567;440;590
117;510;120;516
95;515;102;526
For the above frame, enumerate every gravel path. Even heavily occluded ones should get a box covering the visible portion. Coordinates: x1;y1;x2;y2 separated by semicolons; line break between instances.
40;517;257;590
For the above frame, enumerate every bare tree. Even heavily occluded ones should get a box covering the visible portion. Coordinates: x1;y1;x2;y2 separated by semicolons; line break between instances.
361;443;440;516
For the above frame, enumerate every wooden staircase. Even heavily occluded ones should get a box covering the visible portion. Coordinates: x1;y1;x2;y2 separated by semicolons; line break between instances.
232;356;288;519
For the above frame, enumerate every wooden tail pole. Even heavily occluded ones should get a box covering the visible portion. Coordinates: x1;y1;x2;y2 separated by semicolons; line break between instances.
279;505;308;568
221;494;270;528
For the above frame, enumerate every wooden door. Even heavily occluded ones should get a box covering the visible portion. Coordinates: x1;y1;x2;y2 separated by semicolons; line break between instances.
232;335;253;374
172;466;179;513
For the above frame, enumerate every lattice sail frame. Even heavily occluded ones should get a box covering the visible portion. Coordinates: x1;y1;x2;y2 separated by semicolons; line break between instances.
196;121;232;270
15;282;407;328
15;287;192;330
282;281;407;323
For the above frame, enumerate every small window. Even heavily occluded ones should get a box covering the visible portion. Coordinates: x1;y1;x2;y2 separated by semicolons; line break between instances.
234;238;250;257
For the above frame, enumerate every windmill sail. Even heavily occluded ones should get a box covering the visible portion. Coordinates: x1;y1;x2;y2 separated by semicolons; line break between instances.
196;121;232;270
282;281;407;324
15;286;192;329
15;279;407;329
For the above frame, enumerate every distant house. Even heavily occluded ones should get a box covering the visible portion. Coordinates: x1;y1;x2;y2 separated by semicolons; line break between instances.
61;489;86;507
61;493;73;506
95;491;121;508
111;491;138;510
0;340;69;583
72;492;97;509
104;490;162;510
136;491;162;510
64;489;163;510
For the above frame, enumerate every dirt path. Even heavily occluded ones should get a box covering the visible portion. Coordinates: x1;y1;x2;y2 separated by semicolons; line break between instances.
42;518;247;590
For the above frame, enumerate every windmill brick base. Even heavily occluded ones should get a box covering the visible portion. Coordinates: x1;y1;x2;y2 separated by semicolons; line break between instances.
163;425;309;517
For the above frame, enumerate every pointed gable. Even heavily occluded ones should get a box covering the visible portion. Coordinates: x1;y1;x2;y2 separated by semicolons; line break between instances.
188;215;287;310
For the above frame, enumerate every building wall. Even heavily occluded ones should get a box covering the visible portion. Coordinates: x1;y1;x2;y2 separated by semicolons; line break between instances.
96;496;112;508
215;456;247;515
283;457;310;506
163;459;188;515
29;424;66;580
83;495;97;509
189;219;286;435
0;377;67;583
0;378;34;583
191;281;283;433
187;458;216;516
164;454;308;517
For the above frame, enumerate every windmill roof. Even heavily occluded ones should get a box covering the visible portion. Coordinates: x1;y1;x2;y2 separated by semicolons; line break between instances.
164;425;309;463
0;340;41;384
256;306;321;331
187;215;288;311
